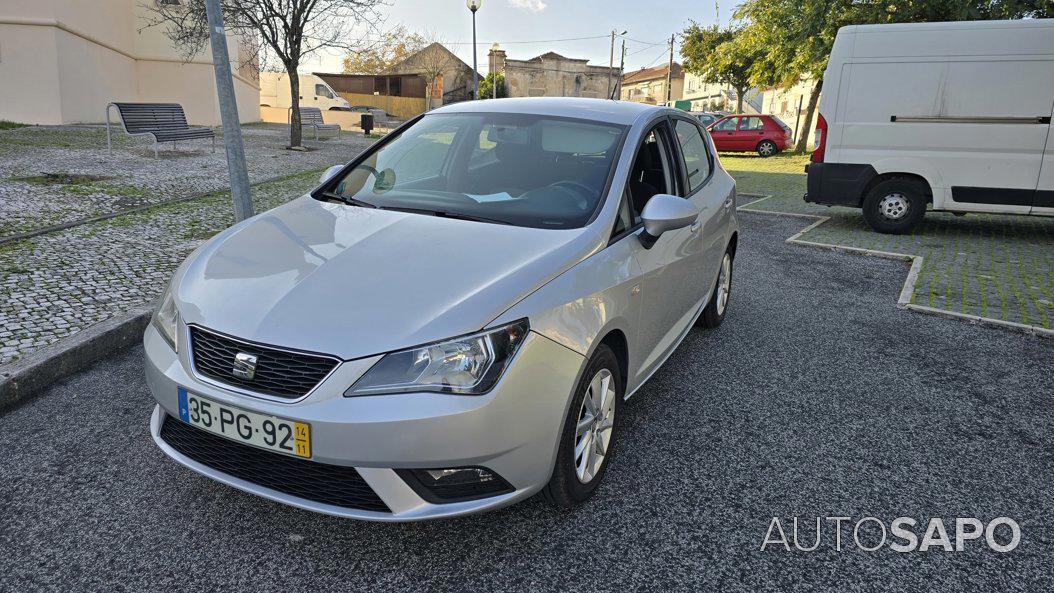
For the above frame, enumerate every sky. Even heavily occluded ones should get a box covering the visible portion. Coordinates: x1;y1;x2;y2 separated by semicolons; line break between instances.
300;0;744;75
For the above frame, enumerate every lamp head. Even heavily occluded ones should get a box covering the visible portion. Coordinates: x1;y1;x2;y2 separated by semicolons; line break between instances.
467;0;482;11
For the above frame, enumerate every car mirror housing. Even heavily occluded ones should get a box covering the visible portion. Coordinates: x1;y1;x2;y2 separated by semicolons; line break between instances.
638;194;700;249
319;165;343;185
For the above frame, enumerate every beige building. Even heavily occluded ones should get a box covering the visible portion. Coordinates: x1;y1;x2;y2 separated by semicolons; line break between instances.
0;0;259;126
393;42;477;108
620;63;684;105
489;44;620;99
761;78;821;145
681;71;765;115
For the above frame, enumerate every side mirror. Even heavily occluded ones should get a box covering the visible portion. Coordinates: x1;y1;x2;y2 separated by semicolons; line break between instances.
638;194;699;249
319;165;343;184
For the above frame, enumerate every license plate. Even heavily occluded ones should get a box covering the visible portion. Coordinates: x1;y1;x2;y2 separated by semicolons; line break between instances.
177;387;311;458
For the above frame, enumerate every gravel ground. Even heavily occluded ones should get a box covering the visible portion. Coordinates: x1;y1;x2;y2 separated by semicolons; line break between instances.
1;212;1052;592
0;124;372;237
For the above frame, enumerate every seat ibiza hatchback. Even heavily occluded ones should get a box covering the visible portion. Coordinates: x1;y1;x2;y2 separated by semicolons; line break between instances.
146;98;739;521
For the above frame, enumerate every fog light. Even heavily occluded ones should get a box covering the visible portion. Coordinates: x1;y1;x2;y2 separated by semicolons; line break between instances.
396;466;514;503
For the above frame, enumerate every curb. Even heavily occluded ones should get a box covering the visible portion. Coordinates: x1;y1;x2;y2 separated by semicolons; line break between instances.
0;306;153;414
737;200;1054;339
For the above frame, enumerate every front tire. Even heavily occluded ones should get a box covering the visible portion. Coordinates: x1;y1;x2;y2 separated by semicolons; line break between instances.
861;178;928;234
698;250;733;328
543;345;622;509
757;140;778;157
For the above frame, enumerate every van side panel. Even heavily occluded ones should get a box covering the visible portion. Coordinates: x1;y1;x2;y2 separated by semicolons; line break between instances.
812;20;1054;213
838;59;1053;212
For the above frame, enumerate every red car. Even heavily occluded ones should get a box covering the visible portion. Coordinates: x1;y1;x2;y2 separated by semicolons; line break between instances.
707;115;793;157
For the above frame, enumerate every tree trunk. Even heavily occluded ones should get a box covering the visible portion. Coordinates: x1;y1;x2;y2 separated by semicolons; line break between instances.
288;66;303;148
735;87;745;114
794;79;823;154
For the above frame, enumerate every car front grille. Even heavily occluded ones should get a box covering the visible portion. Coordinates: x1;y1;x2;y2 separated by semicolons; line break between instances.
189;326;339;399
159;415;390;513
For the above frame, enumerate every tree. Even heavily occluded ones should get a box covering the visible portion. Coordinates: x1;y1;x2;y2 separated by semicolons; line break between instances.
735;0;1054;153
343;26;427;75
145;0;383;148
680;23;761;114
477;72;507;100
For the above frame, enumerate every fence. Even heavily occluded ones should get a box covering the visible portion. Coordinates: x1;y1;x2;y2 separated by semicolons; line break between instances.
337;93;427;120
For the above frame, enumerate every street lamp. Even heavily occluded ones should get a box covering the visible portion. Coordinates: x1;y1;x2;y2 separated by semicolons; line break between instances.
467;0;483;100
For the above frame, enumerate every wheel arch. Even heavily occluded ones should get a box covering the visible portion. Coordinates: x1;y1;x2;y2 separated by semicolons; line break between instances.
594;329;629;394
861;172;934;205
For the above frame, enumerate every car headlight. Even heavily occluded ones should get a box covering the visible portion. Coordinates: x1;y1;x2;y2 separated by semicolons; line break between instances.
346;319;529;396
152;284;179;351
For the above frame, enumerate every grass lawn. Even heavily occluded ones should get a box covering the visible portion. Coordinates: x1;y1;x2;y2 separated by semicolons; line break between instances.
0;121;29;130
724;151;1054;330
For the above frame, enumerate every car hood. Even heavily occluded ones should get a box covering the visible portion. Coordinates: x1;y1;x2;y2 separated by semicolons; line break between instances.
175;196;597;360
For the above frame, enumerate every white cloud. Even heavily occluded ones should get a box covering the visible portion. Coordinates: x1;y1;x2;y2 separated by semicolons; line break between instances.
509;0;547;12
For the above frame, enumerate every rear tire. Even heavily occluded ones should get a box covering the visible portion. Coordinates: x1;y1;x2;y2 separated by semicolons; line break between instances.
757;140;778;157
698;250;733;328
543;345;622;509
861;178;928;234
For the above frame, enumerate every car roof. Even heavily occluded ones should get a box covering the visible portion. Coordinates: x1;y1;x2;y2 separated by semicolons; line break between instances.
428;97;671;126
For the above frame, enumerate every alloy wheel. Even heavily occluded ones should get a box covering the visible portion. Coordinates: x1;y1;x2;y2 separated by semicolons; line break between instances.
574;368;617;484
716;253;731;315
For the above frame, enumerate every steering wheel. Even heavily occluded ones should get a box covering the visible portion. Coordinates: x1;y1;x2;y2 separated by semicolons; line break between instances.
551;180;596;210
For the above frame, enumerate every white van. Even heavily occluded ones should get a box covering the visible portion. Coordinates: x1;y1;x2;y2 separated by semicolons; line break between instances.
259;72;350;112
806;19;1054;233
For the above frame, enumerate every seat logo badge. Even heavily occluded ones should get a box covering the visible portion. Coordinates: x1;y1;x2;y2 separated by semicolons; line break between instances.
232;352;258;380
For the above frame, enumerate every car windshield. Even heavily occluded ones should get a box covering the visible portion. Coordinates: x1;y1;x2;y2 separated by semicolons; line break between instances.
324;112;627;229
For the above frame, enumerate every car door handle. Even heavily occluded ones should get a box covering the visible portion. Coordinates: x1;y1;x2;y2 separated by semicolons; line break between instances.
690;221;701;232
724;197;734;209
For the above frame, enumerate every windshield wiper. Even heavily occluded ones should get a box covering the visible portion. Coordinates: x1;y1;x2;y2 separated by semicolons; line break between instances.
379;206;511;226
318;191;376;208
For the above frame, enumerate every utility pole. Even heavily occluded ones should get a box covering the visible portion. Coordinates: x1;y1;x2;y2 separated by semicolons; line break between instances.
607;30;625;99
613;40;626;100
665;34;675;106
204;0;253;222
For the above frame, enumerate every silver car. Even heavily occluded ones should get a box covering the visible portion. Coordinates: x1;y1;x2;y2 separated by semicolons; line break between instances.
146;98;738;521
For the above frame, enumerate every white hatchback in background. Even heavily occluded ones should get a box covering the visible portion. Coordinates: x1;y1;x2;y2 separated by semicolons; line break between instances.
806;18;1054;233
145;98;739;521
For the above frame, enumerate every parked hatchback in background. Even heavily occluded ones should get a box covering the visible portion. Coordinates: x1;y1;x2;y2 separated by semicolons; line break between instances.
145;98;739;521
689;111;720;127
708;114;794;157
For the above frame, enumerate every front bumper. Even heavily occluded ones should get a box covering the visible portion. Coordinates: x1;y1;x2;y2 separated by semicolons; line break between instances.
144;322;584;521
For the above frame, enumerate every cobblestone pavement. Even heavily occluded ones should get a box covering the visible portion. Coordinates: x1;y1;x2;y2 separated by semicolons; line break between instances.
726;153;1054;330
0;169;326;365
0;123;373;238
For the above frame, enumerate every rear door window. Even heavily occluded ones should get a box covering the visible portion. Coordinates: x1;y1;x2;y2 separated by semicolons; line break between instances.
740;117;765;131
673;120;712;193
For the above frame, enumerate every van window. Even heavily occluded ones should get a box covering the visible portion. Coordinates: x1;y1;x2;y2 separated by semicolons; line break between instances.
315;84;334;99
673;120;711;192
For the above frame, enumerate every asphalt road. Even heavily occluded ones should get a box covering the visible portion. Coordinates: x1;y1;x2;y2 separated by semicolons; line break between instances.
2;212;1052;592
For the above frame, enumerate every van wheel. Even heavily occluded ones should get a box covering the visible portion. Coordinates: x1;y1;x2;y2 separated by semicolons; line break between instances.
756;140;778;158
861;178;927;234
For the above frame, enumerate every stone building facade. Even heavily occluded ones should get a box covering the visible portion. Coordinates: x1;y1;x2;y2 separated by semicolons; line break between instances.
488;44;621;99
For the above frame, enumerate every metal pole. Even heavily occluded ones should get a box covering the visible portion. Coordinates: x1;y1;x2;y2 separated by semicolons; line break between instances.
607;30;616;99
204;0;253;222
471;9;479;100
614;40;625;100
665;34;674;105
793;94;804;144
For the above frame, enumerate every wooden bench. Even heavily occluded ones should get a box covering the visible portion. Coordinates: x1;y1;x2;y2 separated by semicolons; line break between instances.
296;107;341;140
106;102;215;157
